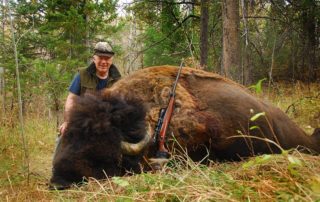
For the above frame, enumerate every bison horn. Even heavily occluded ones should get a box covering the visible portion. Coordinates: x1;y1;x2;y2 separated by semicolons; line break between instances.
121;124;152;155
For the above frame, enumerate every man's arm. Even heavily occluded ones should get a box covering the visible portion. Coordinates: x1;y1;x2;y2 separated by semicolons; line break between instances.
60;73;81;136
60;92;78;135
64;92;78;122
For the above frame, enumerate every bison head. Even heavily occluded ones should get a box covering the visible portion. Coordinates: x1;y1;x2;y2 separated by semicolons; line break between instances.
50;94;151;189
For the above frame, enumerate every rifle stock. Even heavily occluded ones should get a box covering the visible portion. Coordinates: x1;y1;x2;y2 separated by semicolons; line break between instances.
158;98;175;153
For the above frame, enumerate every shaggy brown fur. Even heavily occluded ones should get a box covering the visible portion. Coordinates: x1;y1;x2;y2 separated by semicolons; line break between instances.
50;65;320;188
50;94;147;189
105;66;320;156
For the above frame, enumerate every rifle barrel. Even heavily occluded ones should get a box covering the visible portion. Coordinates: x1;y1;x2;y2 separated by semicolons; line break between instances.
171;59;184;96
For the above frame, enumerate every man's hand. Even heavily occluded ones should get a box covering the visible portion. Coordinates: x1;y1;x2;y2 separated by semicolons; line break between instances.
59;92;77;136
59;122;68;136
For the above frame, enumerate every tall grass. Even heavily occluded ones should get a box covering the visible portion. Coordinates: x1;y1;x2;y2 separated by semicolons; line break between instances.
266;82;320;134
0;82;319;201
0;116;56;199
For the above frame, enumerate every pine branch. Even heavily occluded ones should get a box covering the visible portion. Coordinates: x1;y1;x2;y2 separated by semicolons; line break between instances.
128;14;199;68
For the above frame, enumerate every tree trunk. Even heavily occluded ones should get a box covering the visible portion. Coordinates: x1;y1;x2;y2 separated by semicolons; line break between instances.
0;67;5;115
200;0;209;70
241;0;252;85
86;13;90;64
84;0;91;64
302;0;317;82
0;0;5;115
1;0;4;42
222;0;241;81
69;32;73;59
5;0;29;183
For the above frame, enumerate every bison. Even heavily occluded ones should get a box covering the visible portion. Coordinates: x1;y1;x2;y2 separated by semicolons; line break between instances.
50;66;320;189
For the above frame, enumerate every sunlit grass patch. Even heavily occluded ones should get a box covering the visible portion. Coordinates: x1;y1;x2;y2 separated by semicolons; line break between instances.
30;151;319;201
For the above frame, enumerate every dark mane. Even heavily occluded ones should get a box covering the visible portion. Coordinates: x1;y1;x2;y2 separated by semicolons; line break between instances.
51;93;147;188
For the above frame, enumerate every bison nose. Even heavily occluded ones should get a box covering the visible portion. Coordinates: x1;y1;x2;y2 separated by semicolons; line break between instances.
48;178;73;190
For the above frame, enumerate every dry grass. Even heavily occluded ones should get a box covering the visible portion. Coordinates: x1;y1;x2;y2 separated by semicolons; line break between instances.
0;82;319;201
2;151;320;201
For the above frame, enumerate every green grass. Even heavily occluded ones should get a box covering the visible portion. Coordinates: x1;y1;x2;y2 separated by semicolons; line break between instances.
0;82;319;201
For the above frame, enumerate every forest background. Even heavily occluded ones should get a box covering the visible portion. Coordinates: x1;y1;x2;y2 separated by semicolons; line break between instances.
0;0;320;201
0;0;319;121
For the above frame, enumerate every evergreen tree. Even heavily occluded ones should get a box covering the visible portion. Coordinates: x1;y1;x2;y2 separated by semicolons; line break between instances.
128;0;200;66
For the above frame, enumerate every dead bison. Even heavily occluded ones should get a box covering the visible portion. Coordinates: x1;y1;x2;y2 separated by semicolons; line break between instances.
50;66;320;189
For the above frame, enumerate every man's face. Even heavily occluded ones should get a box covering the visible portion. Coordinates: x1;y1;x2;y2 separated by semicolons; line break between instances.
93;55;113;74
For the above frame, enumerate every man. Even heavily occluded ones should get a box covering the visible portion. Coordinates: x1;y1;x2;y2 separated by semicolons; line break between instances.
59;41;121;135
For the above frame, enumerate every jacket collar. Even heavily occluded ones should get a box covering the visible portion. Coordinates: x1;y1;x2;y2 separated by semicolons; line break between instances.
86;62;97;76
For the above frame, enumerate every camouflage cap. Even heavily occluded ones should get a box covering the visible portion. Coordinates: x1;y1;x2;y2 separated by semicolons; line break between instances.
94;42;114;57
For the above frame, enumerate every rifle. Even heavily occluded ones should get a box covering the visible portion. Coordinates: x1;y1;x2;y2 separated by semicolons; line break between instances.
153;60;184;159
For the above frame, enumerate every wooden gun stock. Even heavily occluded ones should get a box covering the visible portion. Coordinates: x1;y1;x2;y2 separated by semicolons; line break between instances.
158;97;175;153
